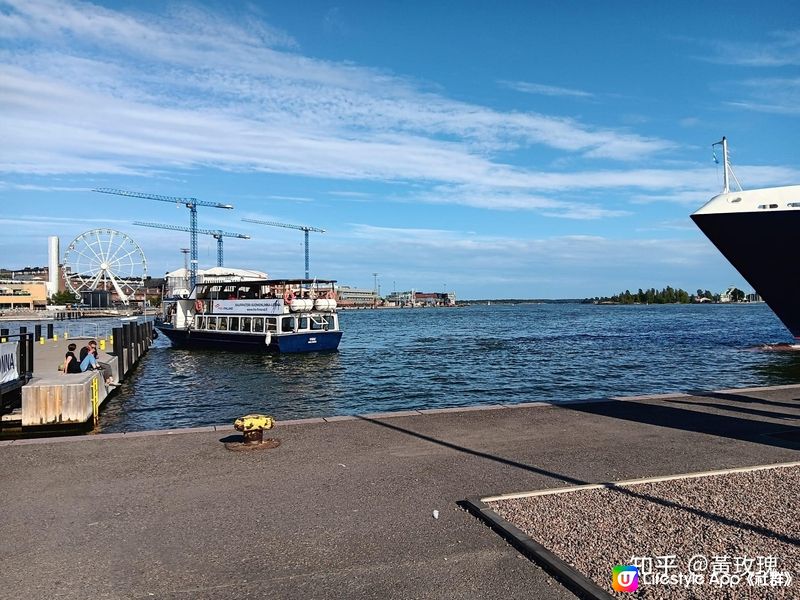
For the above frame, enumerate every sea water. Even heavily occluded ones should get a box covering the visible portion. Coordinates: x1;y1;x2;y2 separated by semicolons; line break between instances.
4;303;799;432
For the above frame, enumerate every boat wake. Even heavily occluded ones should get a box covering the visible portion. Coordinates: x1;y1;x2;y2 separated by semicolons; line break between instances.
755;343;800;352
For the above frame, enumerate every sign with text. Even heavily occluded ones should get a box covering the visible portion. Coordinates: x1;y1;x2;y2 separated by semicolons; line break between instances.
211;299;284;315
0;342;19;384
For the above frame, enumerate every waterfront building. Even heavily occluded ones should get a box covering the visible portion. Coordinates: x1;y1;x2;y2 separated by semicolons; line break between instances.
385;290;456;307
336;285;379;307
414;292;456;306
0;281;48;310
719;286;745;303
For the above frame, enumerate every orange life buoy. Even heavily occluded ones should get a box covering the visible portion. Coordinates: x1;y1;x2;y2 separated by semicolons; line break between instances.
194;300;204;312
283;290;295;303
326;290;335;300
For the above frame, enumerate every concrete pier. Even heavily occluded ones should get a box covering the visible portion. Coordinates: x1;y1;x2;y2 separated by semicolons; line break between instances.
0;384;797;599
1;321;155;429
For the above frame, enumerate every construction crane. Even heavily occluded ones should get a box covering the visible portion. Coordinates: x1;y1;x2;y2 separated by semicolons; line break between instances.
132;222;249;268
93;188;234;288
242;218;325;278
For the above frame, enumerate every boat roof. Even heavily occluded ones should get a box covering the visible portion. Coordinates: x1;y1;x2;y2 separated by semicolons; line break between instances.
195;278;337;286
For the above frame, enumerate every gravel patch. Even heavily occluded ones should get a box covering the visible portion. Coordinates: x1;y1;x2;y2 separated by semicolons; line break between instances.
490;465;799;599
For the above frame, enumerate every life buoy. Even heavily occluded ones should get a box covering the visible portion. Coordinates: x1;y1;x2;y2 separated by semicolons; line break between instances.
325;290;335;300
194;300;204;313
283;291;295;303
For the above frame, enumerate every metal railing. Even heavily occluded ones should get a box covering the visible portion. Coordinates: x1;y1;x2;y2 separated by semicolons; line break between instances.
0;332;34;405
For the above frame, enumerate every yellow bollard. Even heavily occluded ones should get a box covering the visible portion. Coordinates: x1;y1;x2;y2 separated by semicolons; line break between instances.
0;338;5;343
53;334;58;341
64;332;69;340
39;337;45;345
99;339;106;351
110;335;114;344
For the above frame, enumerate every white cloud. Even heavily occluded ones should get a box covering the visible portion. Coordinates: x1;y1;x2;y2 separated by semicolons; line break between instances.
723;77;800;115
498;80;594;99
705;29;800;67
0;0;681;189
342;224;719;283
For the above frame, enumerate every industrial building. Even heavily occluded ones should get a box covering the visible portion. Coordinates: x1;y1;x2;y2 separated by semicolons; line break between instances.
385;290;456;307
335;286;379;307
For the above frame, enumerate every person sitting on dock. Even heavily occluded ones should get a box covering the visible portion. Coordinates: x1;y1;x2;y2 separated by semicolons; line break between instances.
62;343;82;374
79;340;114;385
79;341;97;363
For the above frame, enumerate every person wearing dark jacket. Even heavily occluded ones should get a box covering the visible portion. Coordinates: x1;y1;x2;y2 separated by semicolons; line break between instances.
63;343;82;374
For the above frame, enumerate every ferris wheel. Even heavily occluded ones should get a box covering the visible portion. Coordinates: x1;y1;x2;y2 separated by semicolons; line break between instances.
62;229;147;304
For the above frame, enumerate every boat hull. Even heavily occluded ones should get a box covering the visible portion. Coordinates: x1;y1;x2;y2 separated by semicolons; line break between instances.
691;211;800;338
156;325;342;353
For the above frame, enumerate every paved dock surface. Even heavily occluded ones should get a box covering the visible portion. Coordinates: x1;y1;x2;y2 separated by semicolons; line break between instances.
1;385;799;599
31;336;116;375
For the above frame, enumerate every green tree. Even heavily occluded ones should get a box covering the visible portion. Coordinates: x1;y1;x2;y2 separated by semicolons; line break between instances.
49;290;78;305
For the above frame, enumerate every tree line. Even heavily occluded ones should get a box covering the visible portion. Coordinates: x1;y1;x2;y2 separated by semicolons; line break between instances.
583;287;746;304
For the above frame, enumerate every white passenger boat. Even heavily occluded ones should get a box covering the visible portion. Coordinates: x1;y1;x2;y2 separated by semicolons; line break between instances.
157;279;342;353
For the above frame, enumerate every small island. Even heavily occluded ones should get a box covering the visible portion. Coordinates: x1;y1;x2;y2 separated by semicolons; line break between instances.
583;286;751;305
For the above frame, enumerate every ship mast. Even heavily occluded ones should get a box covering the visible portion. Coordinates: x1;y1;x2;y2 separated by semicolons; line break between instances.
721;136;730;193
713;136;741;193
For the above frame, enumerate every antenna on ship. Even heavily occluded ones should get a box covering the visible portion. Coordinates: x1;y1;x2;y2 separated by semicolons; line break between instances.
712;137;742;194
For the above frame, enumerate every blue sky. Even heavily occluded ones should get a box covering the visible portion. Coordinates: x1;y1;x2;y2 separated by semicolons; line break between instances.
1;0;798;298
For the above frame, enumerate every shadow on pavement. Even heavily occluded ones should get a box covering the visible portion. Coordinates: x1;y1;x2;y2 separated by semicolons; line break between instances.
358;402;800;546
562;397;800;451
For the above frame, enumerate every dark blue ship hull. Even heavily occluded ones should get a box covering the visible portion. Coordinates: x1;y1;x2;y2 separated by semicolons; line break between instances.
156;325;342;353
692;211;800;338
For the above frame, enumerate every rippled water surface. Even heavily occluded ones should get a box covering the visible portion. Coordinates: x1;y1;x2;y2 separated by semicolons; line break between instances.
6;303;800;432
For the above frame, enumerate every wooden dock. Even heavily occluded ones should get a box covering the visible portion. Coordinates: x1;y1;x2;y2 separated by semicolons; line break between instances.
0;320;155;431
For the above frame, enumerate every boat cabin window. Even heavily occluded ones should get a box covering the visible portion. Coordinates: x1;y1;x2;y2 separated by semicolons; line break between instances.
229;317;239;331
195;283;266;300
207;317;217;330
788;203;800;208
281;316;295;333
218;317;228;331
252;317;264;333
241;317;251;332
196;285;222;300
267;318;277;332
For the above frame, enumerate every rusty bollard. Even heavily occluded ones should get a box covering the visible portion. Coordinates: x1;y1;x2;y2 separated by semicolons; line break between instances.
228;414;279;451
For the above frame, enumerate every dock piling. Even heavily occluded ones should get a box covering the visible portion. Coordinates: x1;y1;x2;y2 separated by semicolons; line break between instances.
123;324;133;373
